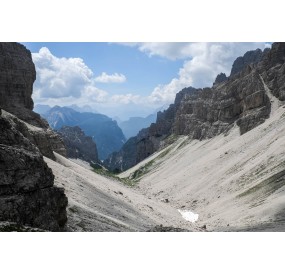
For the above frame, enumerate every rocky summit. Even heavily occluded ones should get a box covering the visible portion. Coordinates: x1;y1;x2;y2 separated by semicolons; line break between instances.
105;43;285;172
0;43;68;231
57;126;99;164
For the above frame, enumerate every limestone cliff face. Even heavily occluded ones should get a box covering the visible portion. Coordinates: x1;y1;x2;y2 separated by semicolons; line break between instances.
0;43;35;111
258;43;285;100
57;126;99;163
0;42;66;159
0;111;67;231
0;42;68;231
230;48;263;77
213;73;228;86
105;43;285;172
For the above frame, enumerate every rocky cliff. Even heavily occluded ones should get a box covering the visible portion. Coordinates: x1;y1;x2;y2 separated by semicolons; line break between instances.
57;126;99;163
0;42;66;160
213;73;228;86
230;48;263;76
105;43;285;172
42;106;126;160
0;42;68;231
0;110;67;231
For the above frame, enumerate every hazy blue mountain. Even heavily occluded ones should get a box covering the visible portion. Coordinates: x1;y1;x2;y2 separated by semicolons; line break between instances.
34;104;51;114
42;106;126;160
67;104;97;113
118;114;157;139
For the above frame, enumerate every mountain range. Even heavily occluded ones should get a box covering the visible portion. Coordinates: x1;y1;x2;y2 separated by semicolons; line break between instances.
1;42;285;232
117;114;157;139
37;105;126;160
104;45;281;172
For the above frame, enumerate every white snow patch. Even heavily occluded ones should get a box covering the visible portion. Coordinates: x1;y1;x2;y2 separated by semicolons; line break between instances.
178;209;199;223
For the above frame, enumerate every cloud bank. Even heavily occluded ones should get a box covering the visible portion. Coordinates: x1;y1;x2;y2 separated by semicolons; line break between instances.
95;72;126;83
125;43;269;104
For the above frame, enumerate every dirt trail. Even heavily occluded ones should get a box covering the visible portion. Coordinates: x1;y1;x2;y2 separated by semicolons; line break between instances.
259;74;281;115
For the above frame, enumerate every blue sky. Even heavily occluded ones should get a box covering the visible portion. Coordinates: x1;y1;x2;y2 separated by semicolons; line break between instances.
23;42;270;120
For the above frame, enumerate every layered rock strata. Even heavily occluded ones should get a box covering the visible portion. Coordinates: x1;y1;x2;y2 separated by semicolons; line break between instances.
57;126;99;163
0;111;67;231
105;43;285;172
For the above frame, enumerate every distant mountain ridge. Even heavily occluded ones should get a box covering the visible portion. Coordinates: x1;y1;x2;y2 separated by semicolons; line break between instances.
40;106;126;160
118;114;157;139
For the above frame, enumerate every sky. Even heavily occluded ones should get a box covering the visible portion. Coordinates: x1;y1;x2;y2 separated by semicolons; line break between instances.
23;42;271;120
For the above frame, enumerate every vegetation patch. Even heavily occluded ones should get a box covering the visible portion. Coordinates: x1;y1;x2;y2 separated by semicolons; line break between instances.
178;138;190;149
130;145;174;181
92;166;135;187
164;134;179;145
130;160;156;181
237;169;285;199
157;147;172;159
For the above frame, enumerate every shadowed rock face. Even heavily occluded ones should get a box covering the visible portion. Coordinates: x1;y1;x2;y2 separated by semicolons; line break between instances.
0;42;66;159
0;42;68;231
0;43;35;110
57;126;99;163
0;113;67;231
105;43;285;172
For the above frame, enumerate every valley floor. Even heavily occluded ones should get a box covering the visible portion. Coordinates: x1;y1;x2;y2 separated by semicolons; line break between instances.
45;153;200;231
46;100;285;232
120;101;285;231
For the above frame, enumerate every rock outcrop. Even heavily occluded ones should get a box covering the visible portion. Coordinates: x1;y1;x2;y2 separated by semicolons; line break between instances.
0;42;66;160
105;43;285;172
42;106;126;160
57;126;99;163
0;111;67;231
0;42;68;231
213;73;228;86
230;48;263;76
258;43;285;100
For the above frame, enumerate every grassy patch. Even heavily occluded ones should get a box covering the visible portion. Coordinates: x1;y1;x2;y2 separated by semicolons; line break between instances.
164;134;179;145
130;160;156;181
157;147;172;159
92;167;135;187
238;169;285;199
129;145;174;181
178;138;190;149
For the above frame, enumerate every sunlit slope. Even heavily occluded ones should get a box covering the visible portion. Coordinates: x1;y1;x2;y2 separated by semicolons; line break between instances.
45;153;198;231
121;103;285;231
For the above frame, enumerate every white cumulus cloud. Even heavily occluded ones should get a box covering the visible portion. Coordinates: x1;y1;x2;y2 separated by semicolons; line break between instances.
142;42;270;105
32;43;272;119
95;72;126;83
32;47;128;108
33;47;93;99
111;93;141;104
